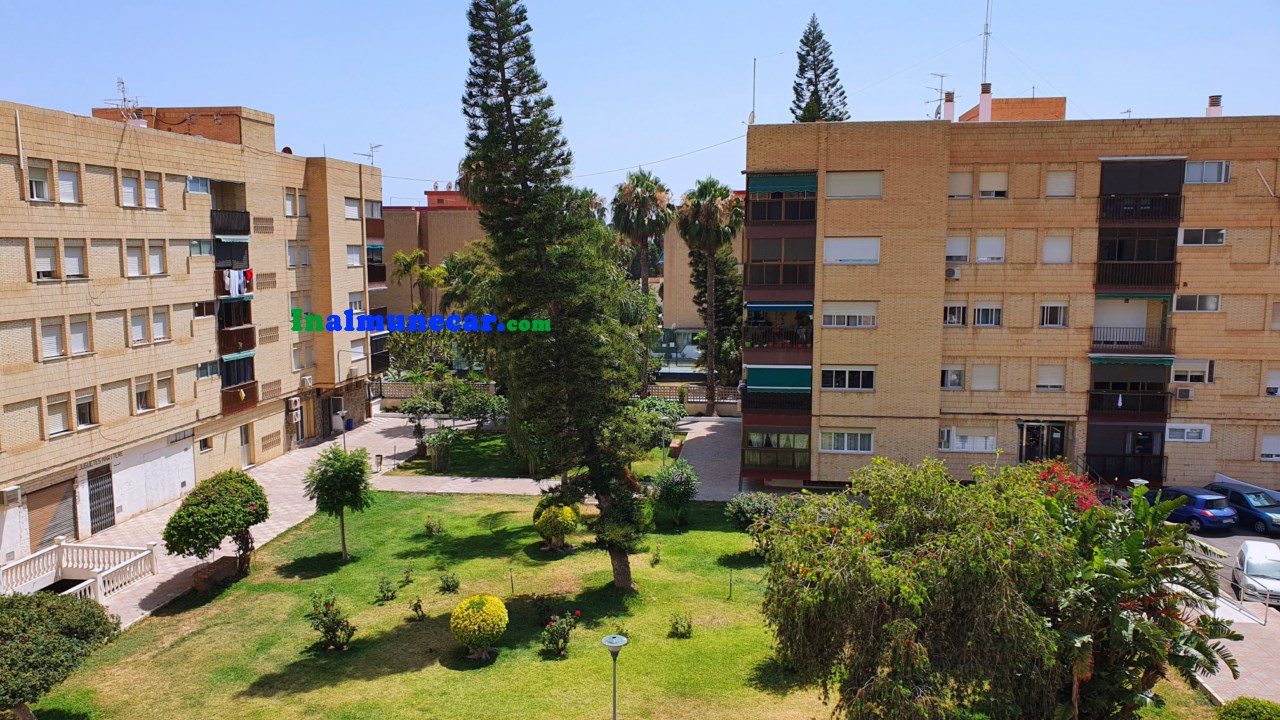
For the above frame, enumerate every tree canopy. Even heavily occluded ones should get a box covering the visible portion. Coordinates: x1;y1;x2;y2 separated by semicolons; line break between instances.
303;446;375;562
791;15;849;122
162;469;269;574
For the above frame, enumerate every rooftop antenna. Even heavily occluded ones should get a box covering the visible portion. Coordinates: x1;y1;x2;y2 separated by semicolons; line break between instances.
354;143;383;165
980;0;993;84
1121;109;1133;119
926;73;950;119
104;77;141;122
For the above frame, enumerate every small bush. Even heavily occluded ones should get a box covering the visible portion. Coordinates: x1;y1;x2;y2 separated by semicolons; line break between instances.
531;592;564;624
376;576;397;603
650;543;662;567
540;610;581;658
409;597;427;621
611;622;631;640
725;491;778;532
652;459;700;525
439;572;460;594
305;588;357;651
668;612;693;639
534;504;580;551
400;565;414;587
423;515;446;537
450;594;509;659
1219;698;1280;720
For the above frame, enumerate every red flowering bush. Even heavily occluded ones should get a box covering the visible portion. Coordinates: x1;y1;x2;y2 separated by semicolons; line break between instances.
540;610;580;658
1031;461;1100;512
305;587;356;651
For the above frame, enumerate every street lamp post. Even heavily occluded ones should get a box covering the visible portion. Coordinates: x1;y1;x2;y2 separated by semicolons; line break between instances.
601;634;628;720
336;409;348;451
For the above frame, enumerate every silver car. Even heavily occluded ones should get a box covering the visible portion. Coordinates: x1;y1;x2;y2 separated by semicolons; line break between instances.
1231;540;1280;606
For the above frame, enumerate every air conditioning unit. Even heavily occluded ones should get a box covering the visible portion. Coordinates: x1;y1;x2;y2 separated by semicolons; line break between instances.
945;267;962;280
1175;387;1195;401
289;409;301;424
287;397;301;411
2;487;20;507
301;376;314;387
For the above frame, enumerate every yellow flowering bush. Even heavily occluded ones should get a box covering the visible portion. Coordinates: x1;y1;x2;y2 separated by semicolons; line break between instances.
533;504;580;551
450;594;508;659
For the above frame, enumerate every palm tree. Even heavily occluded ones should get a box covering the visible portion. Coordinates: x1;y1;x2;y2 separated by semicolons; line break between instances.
676;178;743;415
611;170;674;396
391;249;427;311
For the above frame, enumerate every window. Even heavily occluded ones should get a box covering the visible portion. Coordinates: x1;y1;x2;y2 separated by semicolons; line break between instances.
365;200;383;218
947;172;972;199
941;365;964;389
75;389;96;427
130;308;149;345
134;377;153;412
291;292;313;315
58;163;80;203
221;356;255;388
305;344;314;368
1172;359;1214;384
1184;161;1230;184
946;237;969;263
197;361;219;379
367;246;384;265
939;427;997;452
41;318;64;360
121;172;140;207
169;429;194;444
1040;303;1069;328
975;236;1005;263
1167;424;1211;442
69;316;90;355
187;177;210;194
971;364;1000;391
63;239;86;278
1261;435;1280;462
979;171;1008;198
943;303;966;326
193;300;215;318
46;396;70;437
1180;229;1226;246
1175;294;1220;312
152;306;170;341
824;238;880;265
1045;170;1076;198
34;239;58;280
1043;236;1072;264
148;240;166;275
346;245;363;267
287;243;297;268
199;437;213;452
826;171;882;199
299;243;311;267
973;303;1002;327
350;339;367;361
1267;370;1280;397
156;372;174;407
144;173;161;208
1274;303;1280;330
285;189;297;216
126;240;144;277
348;292;365;313
297;191;308;217
1036;365;1066;391
292;345;303;371
190;239;213;256
344;197;360;220
822;301;877;328
821;366;875;391
820;430;874;453
28;164;51;200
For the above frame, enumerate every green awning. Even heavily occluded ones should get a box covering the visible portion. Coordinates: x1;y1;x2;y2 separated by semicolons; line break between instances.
748;173;817;194
746;302;813;312
1089;356;1173;366
746;365;811;391
1095;293;1171;300
215;235;251;243
367;243;384;249
218;294;253;302
221;349;256;362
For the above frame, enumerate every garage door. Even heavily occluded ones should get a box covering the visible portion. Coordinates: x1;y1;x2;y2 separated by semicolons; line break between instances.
27;480;78;551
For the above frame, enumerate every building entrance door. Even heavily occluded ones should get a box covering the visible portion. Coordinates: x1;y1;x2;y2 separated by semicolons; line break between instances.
1020;422;1066;463
26;480;77;551
240;424;254;469
87;466;116;534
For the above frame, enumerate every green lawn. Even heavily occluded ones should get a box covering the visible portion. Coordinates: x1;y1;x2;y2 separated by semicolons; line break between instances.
386;432;526;477
631;433;687;480
34;494;825;720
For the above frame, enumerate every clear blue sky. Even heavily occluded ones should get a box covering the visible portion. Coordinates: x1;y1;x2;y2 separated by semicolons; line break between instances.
3;1;1276;204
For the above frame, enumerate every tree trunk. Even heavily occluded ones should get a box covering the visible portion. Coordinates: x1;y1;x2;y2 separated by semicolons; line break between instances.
339;508;349;562
234;528;254;575
704;255;717;416
11;704;36;720
608;547;635;590
638;234;651;398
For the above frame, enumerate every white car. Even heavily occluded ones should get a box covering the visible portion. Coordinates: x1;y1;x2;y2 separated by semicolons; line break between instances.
1232;540;1280;605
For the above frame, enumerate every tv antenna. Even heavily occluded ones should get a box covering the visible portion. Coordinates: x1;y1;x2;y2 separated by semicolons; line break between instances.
104;78;141;121
980;0;994;84
926;73;951;119
354;143;383;165
1121;109;1133;119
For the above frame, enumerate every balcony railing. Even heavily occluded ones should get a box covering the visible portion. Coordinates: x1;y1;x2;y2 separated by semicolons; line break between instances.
370;306;388;320
1091;326;1175;354
1095;261;1177;290
742;447;811;471
368;263;387;286
745;262;815;287
221;382;259;416
741;391;812;412
218;326;257;356
211;209;251;236
1088;391;1171;420
215;269;254;297
370;350;391;374
1098;194;1182;224
743;326;812;348
365;218;385;239
1085;453;1166;484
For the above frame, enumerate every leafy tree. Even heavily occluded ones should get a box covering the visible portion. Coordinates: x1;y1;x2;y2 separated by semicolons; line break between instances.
303;446;375;562
677;178;744;414
791;14;849;122
452;386;508;430
612;170;674;396
162;469;269;574
689;243;744;386
439;239;501;375
0;593;120;720
652;458;700;525
391;249;428;312
386;328;455;381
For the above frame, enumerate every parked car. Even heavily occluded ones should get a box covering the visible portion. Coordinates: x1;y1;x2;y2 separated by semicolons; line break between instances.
1157;486;1237;532
1203;477;1280;535
1231;540;1280;605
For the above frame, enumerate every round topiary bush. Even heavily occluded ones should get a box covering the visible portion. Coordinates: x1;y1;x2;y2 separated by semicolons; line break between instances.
162;469;270;575
1219;697;1280;720
450;594;509;659
534;504;580;551
725;491;778;532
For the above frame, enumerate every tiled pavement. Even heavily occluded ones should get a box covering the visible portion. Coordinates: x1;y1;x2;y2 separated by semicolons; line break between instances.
1199;611;1280;703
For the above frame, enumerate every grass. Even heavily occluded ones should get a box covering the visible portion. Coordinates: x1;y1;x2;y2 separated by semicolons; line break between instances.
630;433;688;480
1138;676;1219;719
385;432;526;477
34;493;824;720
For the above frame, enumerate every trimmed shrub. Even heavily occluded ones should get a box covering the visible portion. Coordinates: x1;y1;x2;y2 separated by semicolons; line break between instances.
534;504;580;551
450;594;509;659
668;612;693;639
305;588;357;651
724;491;778;532
0;593;120;716
1219;698;1280;720
438;572;461;594
162;469;269;574
652;459;700;525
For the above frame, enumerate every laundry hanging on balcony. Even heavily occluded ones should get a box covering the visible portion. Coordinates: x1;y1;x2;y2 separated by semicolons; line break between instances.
221;269;252;297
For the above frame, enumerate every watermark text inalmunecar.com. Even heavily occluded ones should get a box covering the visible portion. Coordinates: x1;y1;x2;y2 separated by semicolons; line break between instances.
290;309;550;333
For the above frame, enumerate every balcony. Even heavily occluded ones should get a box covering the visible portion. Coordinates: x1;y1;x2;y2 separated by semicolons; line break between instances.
741;391;811;413
366;218;385;239
218;326;257;356
370;350;391;374
368;263;387;287
741;447;811;471
1085;453;1166;485
370;306;388;320
215;269;254;297
220;382;259;416
745;262;814;288
211;209;251;236
1091;327;1175;354
1095;261;1178;293
1098;195;1182;225
1088;391;1171;422
743;326;813;364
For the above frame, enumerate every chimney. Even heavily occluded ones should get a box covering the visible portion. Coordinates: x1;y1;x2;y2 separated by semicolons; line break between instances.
978;83;993;122
943;91;955;121
1206;94;1223;117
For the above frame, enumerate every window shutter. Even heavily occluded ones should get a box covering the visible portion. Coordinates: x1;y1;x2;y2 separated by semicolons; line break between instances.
823;302;876;317
1037;365;1066;388
826;171;883;198
946;237;969;261
287;244;297;267
947;172;972;197
144;177;160;207
131;311;147;343
152;308;169;339
35;241;56;275
121;176;139;206
824;238;880;264
347;245;362;266
976;236;1005;262
1046;171;1076;197
298;192;308;216
148;243;164;274
344;198;360;219
979;171;1008;192
300;244;311;266
351;339;366;360
47;400;68;435
58;168;79;202
1262;435;1280;456
64;241;85;276
126;244;143;276
1266;370;1280;393
1043;236;1072;264
971;364;1000;390
41;320;63;358
157;376;173;406
69;319;89;354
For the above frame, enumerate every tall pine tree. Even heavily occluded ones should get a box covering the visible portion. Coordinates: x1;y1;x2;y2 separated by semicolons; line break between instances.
790;15;849;123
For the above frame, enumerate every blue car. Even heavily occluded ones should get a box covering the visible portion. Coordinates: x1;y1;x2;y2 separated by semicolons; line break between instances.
1159;486;1238;532
1205;477;1280;535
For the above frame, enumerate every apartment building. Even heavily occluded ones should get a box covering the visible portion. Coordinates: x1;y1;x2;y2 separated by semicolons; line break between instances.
382;190;484;319
0;100;381;563
741;88;1280;491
